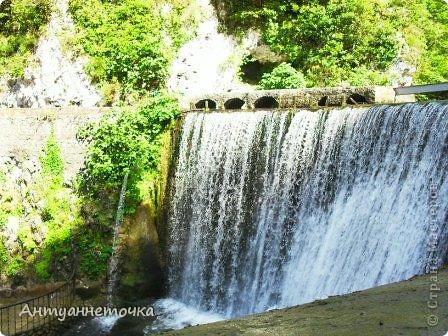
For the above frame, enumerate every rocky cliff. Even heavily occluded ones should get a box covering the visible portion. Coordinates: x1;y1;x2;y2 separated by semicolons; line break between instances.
0;0;101;108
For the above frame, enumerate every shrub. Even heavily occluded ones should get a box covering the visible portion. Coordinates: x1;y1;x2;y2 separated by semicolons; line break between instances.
78;230;112;279
68;0;198;100
213;0;448;87
78;92;180;213
34;133;80;280
0;0;52;77
258;63;307;89
18;226;37;253
6;255;24;277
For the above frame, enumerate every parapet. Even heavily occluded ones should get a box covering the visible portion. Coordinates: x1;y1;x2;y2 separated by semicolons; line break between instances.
183;86;415;111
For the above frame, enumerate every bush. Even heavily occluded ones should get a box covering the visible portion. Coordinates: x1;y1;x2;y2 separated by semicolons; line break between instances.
18;226;37;253
78;230;112;279
6;255;24;277
0;0;52;77
258;63;307;89
68;0;198;100
213;0;448;87
78;92;180;213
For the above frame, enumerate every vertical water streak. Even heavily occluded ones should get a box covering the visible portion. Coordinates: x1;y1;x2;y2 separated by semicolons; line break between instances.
107;170;130;306
167;103;448;317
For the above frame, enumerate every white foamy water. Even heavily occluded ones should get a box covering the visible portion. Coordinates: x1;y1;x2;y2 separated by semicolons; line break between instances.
145;298;224;333
94;316;121;332
167;102;448;317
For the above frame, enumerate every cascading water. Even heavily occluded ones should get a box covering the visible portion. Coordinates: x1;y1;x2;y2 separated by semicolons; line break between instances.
167;102;448;318
107;170;130;306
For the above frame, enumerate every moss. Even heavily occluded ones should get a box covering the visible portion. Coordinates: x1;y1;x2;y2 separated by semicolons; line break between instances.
117;131;172;299
121;273;139;288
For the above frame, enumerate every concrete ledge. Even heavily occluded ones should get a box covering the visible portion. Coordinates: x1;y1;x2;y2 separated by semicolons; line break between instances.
183;86;415;111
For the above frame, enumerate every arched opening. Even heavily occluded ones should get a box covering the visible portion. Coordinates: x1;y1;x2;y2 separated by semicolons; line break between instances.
224;98;245;110
254;96;279;109
346;94;368;105
195;99;217;110
318;96;329;107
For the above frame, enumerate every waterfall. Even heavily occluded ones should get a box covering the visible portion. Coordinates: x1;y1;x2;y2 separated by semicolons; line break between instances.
167;102;448;318
107;170;130;306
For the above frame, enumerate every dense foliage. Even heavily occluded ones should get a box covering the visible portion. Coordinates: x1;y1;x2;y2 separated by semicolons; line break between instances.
78;92;180;213
68;0;198;103
258;63;307;89
0;0;52;77
212;0;448;88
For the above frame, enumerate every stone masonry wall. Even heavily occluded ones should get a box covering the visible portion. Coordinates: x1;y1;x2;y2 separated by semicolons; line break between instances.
0;108;108;181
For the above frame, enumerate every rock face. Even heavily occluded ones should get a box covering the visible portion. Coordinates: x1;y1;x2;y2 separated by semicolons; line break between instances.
0;0;102;108
166;0;283;106
0;156;47;287
388;33;417;87
166;0;250;100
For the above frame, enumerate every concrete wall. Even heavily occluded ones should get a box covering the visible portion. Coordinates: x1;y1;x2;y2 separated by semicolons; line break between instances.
0;107;108;181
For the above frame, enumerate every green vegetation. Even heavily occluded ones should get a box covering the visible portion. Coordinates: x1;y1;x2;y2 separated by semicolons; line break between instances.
39;131;64;180
33;132;79;280
258;63;307;89
32;131;113;281
6;256;25;277
78;92;180;213
0;94;178;281
212;0;448;88
0;236;7;272
68;0;198;103
18;226;37;253
0;0;52;77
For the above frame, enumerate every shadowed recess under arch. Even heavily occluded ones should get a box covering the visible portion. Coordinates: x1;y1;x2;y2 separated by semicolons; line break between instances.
195;99;217;109
224;98;245;110
346;94;368;105
254;96;279;109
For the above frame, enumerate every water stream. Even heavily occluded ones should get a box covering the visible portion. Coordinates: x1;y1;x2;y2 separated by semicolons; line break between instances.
107;170;130;306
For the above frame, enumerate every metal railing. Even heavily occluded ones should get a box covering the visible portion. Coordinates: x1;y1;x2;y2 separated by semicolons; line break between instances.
0;275;75;336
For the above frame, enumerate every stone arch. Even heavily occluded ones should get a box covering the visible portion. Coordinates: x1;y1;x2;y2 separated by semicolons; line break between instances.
195;99;217;110
224;98;245;110
346;94;368;105
254;96;279;109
